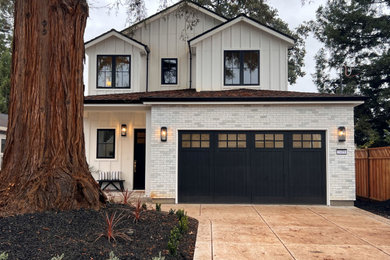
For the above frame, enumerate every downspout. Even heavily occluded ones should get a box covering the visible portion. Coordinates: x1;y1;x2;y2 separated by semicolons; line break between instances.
188;41;192;89
145;46;150;92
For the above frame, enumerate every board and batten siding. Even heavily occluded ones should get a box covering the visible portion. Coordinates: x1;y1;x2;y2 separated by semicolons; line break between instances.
193;21;289;91
123;8;222;91
83;110;147;191
86;36;146;96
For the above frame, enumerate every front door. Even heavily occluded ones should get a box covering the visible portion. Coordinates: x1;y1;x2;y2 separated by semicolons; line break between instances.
133;129;146;190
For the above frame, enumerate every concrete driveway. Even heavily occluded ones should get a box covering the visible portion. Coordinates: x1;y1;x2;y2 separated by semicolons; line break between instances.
164;204;390;259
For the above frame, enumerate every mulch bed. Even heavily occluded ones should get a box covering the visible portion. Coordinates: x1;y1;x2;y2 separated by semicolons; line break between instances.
0;203;198;259
355;197;390;219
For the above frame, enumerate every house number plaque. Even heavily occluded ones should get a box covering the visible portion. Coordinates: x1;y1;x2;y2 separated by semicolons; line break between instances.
336;149;347;155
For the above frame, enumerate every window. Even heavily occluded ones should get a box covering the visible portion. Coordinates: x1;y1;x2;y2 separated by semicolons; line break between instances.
218;133;246;148
224;50;259;85
182;133;209;148
97;55;130;88
161;58;178;84
293;133;322;149
255;134;284;148
97;129;115;158
1;139;5;153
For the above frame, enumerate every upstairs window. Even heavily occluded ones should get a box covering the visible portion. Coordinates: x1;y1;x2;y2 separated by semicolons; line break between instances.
224;50;259;86
97;55;130;88
161;58;178;84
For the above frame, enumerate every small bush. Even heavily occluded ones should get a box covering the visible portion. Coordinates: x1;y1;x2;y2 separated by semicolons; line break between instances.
142;202;147;210
51;254;64;260
107;251;120;260
152;251;165;260
0;252;8;260
178;215;189;234
175;209;186;220
167;226;181;256
155;203;161;212
134;198;142;223
168;208;175;215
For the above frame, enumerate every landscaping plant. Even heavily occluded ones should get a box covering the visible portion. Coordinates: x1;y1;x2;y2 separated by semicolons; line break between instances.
155;203;161;212
178;215;189;234
133;198;142;223
0;252;8;260
168;208;175;215
121;189;133;205
152;251;165;260
96;211;130;243
50;254;64;260
107;251;120;260
176;209;186;220
167;226;181;256
142;202;147;210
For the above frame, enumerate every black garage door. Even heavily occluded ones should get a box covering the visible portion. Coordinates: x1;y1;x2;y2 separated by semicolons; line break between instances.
178;131;326;204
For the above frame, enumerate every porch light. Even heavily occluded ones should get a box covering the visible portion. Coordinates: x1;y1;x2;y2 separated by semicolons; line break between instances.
338;126;346;142
161;127;167;142
121;124;127;137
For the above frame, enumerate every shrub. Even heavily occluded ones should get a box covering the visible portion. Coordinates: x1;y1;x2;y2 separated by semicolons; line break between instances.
142;202;147;210
152;252;165;260
96;211;130;243
155;203;161;212
51;254;64;260
0;252;8;260
107;251;120;260
178;215;189;234
121;189;133;205
175;209;186;220
168;208;175;215
134;198;142;223
167;226;181;256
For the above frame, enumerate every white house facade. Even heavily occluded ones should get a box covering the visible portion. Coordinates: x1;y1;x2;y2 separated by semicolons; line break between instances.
83;0;365;205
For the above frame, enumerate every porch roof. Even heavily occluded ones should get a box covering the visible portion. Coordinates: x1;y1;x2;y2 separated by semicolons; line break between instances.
84;89;366;104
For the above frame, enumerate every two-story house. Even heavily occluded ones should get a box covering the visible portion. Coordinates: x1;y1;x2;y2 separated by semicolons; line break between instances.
83;0;365;205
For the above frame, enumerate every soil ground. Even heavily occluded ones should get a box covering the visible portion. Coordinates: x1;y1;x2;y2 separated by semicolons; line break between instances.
0;203;198;259
354;197;390;219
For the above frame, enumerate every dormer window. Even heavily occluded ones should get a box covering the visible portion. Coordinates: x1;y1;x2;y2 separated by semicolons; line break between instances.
161;58;178;85
97;55;130;88
224;50;259;86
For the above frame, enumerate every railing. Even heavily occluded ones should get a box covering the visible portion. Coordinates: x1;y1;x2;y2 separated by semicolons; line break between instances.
355;147;390;201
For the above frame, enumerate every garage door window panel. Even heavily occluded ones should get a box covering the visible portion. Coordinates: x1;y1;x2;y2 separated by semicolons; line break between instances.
293;133;322;149
255;133;284;149
182;133;209;148
218;133;246;148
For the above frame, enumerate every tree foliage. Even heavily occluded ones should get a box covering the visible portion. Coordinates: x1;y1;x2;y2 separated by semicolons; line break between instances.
191;0;308;85
312;0;390;147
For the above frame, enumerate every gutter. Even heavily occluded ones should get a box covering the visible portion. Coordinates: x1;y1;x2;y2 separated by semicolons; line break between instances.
145;46;150;92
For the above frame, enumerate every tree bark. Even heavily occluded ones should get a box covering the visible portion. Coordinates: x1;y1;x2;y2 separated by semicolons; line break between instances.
0;0;106;215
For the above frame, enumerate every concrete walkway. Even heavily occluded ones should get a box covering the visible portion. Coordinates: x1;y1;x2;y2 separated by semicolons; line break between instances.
164;204;390;259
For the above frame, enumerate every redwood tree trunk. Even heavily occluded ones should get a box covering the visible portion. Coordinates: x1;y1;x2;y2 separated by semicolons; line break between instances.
0;0;106;215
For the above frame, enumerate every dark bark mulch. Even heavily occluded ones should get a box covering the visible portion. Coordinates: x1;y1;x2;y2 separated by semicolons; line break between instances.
0;203;198;259
355;197;390;219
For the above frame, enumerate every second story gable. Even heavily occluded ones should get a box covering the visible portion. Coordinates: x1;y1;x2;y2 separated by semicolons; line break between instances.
84;0;295;96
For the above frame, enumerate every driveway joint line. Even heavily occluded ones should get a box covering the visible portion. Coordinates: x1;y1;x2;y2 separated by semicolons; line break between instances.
352;207;390;227
209;219;214;260
308;207;390;257
252;205;296;260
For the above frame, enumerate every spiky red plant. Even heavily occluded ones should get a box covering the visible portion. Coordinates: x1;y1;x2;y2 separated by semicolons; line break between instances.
96;211;130;243
121;189;133;205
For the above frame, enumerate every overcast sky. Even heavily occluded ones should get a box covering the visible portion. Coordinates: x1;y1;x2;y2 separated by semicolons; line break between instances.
85;0;327;93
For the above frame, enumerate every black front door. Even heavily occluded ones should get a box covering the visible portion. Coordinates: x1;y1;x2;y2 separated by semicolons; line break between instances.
133;129;146;190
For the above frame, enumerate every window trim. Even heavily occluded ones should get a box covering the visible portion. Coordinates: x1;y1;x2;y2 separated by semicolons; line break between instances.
223;50;260;86
96;129;116;159
96;55;131;89
161;58;178;85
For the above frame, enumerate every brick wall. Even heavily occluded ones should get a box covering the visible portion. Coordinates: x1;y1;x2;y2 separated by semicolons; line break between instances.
149;103;356;203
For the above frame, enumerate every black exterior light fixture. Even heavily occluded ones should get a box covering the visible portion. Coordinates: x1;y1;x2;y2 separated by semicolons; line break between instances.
338;126;346;142
161;127;167;142
121;124;127;137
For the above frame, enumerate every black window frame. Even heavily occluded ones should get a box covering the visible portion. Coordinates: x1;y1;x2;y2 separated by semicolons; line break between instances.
96;55;131;89
1;138;5;153
96;129;116;159
161;58;178;85
224;50;260;86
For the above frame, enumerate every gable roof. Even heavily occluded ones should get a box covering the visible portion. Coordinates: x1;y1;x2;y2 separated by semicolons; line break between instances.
121;0;227;34
189;14;295;47
84;89;365;104
85;29;149;53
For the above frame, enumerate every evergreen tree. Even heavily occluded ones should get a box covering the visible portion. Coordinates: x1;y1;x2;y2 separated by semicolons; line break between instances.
312;0;390;147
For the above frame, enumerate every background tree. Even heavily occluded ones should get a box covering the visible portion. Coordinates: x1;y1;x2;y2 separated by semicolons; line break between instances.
0;0;105;215
191;0;309;85
311;0;390;147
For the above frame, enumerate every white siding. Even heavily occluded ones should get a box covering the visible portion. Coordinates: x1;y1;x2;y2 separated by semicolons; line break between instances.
193;21;290;91
84;109;147;191
86;36;146;96
124;8;222;92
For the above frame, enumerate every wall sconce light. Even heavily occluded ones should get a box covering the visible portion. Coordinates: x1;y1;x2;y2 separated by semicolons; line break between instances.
161;127;167;142
338;126;346;142
121;124;127;137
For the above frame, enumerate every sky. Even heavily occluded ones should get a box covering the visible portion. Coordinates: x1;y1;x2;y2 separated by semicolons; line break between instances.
85;0;327;93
